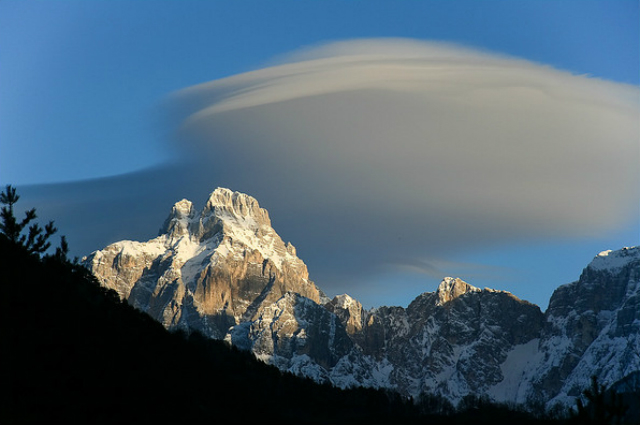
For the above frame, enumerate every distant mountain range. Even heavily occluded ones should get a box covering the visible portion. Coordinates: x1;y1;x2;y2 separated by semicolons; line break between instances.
84;187;640;412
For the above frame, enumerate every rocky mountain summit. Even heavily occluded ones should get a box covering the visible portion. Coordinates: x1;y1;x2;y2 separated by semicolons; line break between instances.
86;188;323;337
524;247;640;408
84;188;640;411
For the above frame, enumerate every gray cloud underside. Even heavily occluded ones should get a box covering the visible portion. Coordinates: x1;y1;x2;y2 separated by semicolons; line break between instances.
169;39;639;290
20;39;640;304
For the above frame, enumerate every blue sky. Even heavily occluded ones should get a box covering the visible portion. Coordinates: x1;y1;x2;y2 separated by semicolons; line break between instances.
1;1;638;309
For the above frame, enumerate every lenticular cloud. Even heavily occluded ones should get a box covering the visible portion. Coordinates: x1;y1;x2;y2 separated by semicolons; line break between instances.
169;38;639;278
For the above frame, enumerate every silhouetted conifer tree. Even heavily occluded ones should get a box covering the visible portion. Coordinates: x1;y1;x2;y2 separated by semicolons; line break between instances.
0;184;59;255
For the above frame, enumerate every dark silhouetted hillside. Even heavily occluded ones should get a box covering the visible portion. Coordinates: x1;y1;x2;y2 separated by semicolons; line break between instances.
0;188;566;424
0;233;421;424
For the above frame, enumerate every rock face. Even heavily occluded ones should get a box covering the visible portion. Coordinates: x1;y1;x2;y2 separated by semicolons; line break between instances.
348;278;545;400
84;188;324;340
84;188;640;412
521;247;640;408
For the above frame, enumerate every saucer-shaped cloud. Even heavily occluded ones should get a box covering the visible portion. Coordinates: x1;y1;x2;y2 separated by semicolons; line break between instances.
169;38;639;288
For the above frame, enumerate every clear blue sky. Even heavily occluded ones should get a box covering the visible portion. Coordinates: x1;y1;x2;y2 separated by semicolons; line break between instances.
1;1;638;309
2;1;638;185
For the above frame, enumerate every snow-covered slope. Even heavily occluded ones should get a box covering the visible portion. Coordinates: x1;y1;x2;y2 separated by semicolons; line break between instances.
84;188;323;338
524;246;640;409
348;278;544;401
84;188;640;412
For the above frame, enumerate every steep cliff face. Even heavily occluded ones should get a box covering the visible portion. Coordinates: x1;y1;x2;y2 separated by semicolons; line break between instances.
331;278;545;400
84;188;323;341
526;247;640;408
84;188;639;412
227;292;354;380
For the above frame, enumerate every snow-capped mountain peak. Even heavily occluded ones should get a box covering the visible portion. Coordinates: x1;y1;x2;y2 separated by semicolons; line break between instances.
160;198;197;239
171;198;196;218
331;294;359;309
154;188;301;273
203;187;270;224
84;188;321;334
587;246;640;273
84;188;640;416
436;277;480;305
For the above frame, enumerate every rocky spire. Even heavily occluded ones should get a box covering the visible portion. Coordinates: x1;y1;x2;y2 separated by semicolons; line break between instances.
202;187;271;226
85;187;320;340
436;277;480;305
159;199;197;238
325;294;364;335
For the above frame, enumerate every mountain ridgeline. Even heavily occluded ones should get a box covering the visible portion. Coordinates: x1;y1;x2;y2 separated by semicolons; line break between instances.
3;186;567;425
2;220;437;425
84;188;640;415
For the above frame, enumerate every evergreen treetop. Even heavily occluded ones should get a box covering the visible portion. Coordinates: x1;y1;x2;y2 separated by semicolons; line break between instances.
0;184;67;259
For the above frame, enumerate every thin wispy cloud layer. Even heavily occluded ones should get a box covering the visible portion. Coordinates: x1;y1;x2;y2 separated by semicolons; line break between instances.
168;38;639;296
390;257;511;282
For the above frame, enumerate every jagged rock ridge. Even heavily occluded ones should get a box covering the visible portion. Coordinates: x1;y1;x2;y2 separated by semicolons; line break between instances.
523;247;640;408
84;188;640;411
85;188;329;346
